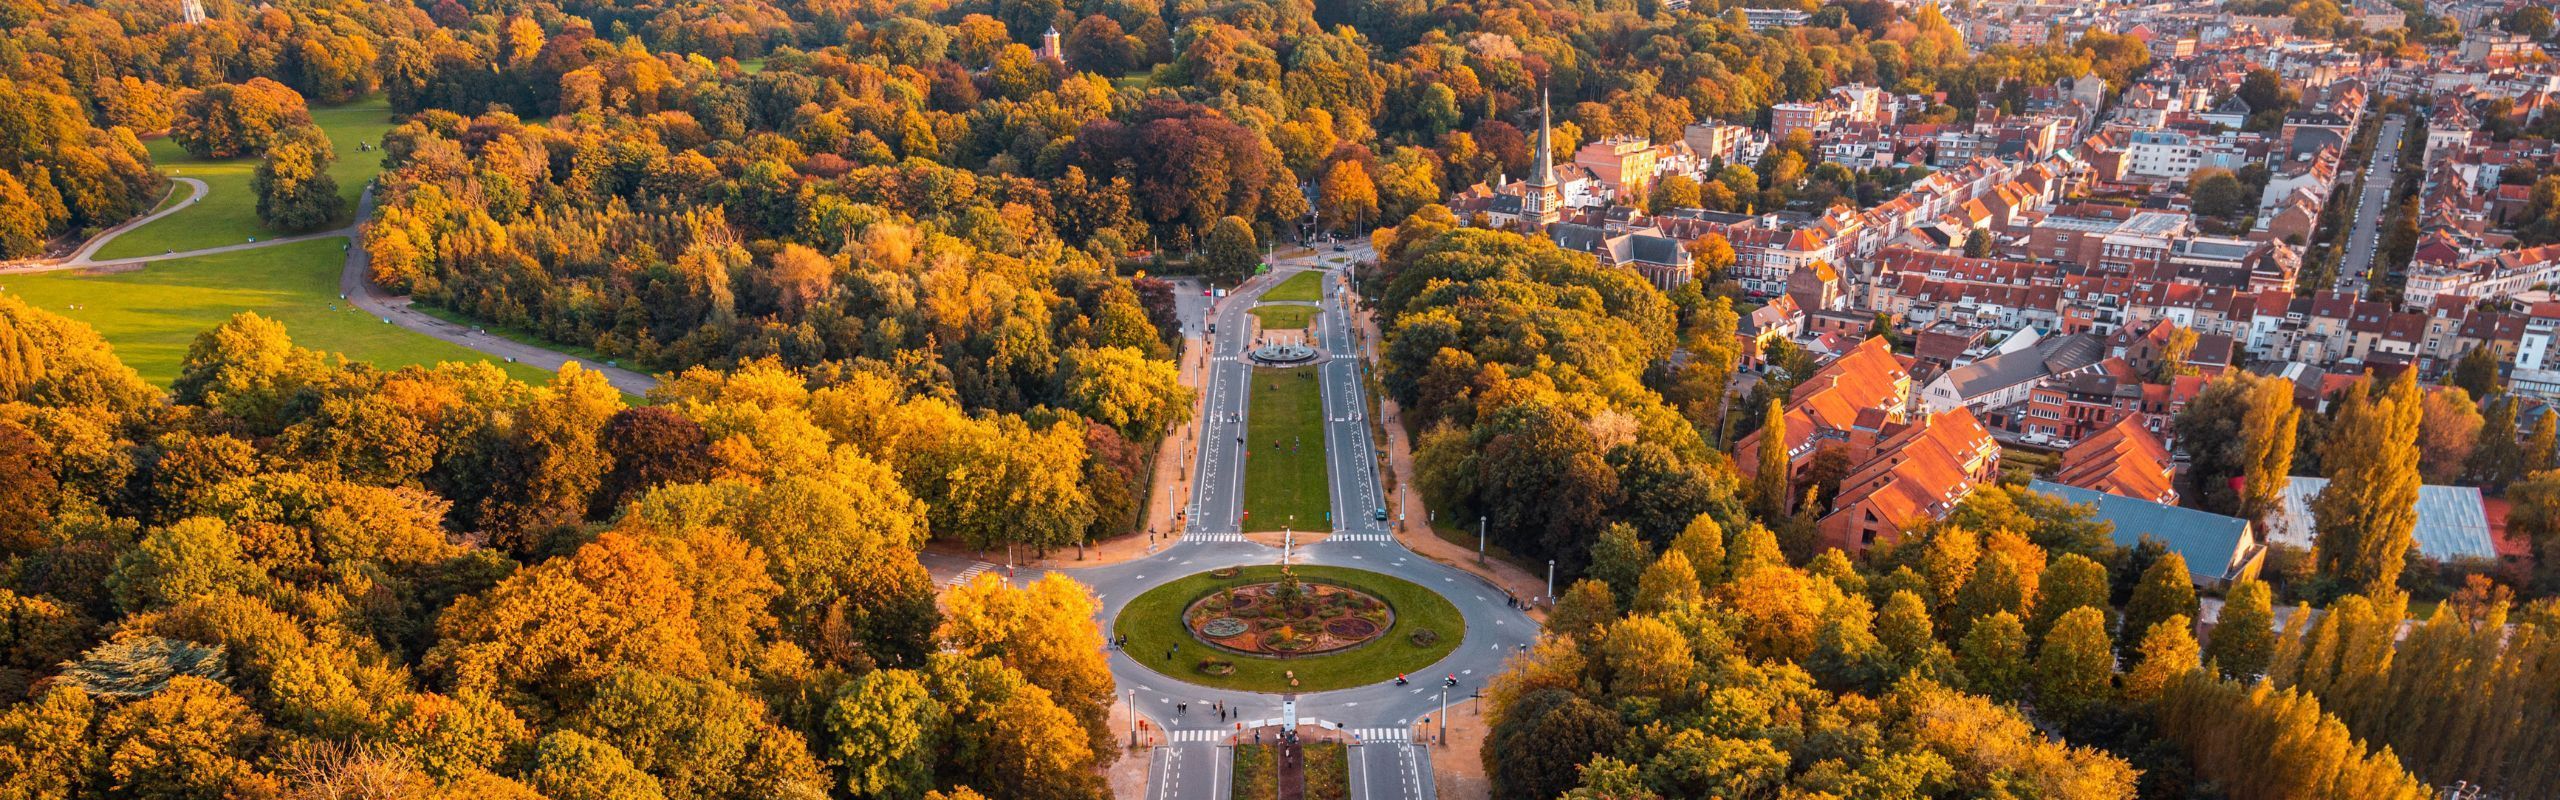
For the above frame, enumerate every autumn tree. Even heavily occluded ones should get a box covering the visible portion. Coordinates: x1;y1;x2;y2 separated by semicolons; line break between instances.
937;573;1115;757
2174;371;2299;522
1320;159;1380;230
172;78;315;158
2205;578;2276;680
2034;606;2115;726
2117;552;2197;660
254;127;344;232
2313;371;2423;597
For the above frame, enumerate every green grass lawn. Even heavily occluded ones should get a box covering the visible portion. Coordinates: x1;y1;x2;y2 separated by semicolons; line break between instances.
1244;367;1328;532
97;97;397;259
1263;270;1323;302
1113;565;1464;693
1303;742;1350;800
1250;305;1315;330
0;239;549;386
1233;743;1276;798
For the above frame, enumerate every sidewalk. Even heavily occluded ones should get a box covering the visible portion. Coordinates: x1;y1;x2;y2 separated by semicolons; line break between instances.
1417;698;1493;800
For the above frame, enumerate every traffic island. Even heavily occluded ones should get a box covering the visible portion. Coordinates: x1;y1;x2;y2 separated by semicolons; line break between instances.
1114;565;1462;693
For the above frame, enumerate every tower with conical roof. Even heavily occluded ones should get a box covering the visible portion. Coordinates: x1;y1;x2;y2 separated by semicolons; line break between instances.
1522;86;1563;229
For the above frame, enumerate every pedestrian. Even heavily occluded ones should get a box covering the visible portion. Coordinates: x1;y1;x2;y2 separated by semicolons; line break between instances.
1178;703;1186;716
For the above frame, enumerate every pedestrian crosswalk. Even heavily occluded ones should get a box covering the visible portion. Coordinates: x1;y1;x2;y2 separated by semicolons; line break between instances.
944;561;993;588
1349;727;1409;742
1168;729;1227;743
1324;533;1394;544
1185;532;1247;543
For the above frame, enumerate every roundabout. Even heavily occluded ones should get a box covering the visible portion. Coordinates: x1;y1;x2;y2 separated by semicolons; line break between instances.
1114;564;1463;693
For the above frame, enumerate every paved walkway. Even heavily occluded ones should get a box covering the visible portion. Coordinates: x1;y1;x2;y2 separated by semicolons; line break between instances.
1;174;660;394
0;178;210;273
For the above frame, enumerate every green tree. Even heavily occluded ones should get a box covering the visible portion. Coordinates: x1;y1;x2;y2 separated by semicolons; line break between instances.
2206;579;2277;680
253;128;344;232
2174;371;2299;522
1752;398;1789;521
2447;347;2503;399
1488;689;1625;800
1201;216;1260;286
2313;371;2423;597
1953;550;2031;640
2119;552;2198;660
1878;589;1954;683
2188;168;2248;220
107;518;267;614
528;731;669;800
2469;394;2526;490
826;669;943;800
1957;610;2030;702
1586;523;1652;604
2034;606;2115;726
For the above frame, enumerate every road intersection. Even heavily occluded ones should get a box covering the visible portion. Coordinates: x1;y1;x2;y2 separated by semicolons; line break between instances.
1058;250;1539;800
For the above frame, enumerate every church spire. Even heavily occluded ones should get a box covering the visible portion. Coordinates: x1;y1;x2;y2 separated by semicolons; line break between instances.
1530;86;1557;189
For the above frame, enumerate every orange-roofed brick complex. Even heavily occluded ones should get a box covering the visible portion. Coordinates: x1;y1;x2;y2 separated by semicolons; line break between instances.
1816;407;2003;551
2053;416;2178;505
1733;336;1913;488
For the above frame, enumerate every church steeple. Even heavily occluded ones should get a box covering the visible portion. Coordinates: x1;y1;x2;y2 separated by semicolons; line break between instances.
1522;85;1563;228
1530;86;1558;190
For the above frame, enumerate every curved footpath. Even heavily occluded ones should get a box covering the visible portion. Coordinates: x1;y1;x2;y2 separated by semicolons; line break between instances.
1;177;658;396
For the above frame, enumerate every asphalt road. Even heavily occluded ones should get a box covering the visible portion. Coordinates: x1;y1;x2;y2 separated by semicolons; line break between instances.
2339;115;2403;296
1080;248;1525;800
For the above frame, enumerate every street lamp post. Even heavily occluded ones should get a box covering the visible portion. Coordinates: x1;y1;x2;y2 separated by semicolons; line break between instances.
1477;516;1487;566
1127;689;1137;747
1546;560;1556;606
1438;684;1448;747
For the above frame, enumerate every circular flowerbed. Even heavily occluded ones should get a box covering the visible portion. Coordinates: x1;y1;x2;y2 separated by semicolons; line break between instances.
1183;575;1392;656
1113;565;1465;692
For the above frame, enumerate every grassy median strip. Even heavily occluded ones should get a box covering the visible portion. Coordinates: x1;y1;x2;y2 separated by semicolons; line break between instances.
1264;270;1323;302
1251;304;1316;330
1233;743;1277;799
1243;366;1328;532
1303;742;1350;800
1112;565;1464;693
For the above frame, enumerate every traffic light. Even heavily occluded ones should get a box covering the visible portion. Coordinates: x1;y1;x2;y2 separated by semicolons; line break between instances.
1443;675;1457;688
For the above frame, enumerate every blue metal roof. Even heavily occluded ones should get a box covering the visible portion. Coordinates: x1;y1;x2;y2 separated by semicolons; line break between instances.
2271;477;2496;562
2029;480;2255;584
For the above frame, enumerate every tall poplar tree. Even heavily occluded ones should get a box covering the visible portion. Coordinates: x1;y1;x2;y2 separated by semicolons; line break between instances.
2204;579;2275;680
2312;371;2423;597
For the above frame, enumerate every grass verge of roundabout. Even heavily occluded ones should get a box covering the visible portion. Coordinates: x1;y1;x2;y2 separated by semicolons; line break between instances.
1114;565;1462;693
